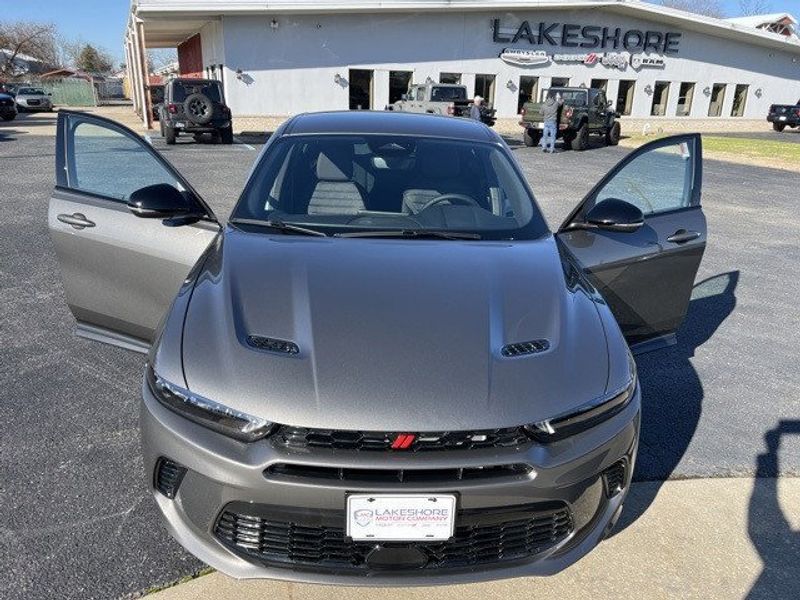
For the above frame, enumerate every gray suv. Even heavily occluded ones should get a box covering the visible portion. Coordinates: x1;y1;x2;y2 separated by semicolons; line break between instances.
158;78;233;144
49;110;706;584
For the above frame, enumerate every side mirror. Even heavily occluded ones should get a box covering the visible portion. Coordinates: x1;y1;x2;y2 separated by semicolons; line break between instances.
127;183;199;220
584;198;644;232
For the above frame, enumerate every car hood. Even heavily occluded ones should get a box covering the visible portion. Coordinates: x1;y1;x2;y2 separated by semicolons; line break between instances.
180;228;611;431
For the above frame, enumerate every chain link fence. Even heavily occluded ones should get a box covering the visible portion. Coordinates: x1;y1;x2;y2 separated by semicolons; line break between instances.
41;79;97;107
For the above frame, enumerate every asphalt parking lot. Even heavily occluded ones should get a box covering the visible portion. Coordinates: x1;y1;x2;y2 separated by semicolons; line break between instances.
1;111;799;600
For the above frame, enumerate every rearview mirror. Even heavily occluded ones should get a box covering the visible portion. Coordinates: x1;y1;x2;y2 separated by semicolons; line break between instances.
584;198;644;232
127;183;199;220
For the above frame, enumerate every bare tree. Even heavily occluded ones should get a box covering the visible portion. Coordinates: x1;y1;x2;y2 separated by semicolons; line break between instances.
738;0;772;16
661;0;726;18
148;48;178;73
0;21;58;77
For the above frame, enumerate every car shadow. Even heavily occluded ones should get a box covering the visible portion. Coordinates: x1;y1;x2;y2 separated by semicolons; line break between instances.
613;270;740;533
746;420;800;599
0;129;18;141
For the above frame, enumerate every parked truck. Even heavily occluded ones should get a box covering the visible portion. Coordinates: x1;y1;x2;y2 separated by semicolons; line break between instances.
388;83;497;127
519;86;620;151
767;100;800;132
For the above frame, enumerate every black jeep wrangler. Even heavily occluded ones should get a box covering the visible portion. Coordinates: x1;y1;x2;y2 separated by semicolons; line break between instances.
158;78;233;144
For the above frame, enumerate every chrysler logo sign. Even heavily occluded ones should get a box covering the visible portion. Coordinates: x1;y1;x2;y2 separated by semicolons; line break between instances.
500;48;551;66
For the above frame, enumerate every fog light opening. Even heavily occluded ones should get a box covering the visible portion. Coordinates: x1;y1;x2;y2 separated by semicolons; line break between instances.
154;457;187;499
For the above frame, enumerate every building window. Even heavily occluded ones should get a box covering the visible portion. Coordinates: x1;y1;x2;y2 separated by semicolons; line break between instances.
676;82;695;117
590;79;608;92
650;81;670;116
708;83;726;117
517;76;539;114
474;74;496;104
551;77;570;88
349;69;373;110
388;71;412;105
731;84;748;117
440;72;461;85
616;80;636;116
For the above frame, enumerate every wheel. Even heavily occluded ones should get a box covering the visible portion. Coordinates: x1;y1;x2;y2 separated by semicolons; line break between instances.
159;119;165;137
605;121;621;146
183;93;214;125
164;125;177;145
570;123;589;151
1;114;15;121
220;126;234;144
523;128;541;147
562;131;575;150
773;122;785;133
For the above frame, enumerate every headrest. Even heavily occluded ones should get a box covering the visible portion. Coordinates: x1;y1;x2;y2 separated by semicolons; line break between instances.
316;150;353;181
416;143;461;179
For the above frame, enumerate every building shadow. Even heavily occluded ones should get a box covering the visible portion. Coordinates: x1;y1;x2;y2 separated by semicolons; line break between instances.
614;270;739;533
746;420;800;599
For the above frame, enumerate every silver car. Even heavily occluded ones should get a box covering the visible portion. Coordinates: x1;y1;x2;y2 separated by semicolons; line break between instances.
15;86;53;112
49;110;706;584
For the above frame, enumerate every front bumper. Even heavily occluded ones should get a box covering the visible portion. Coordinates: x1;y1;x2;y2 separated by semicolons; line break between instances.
17;100;51;111
141;382;640;585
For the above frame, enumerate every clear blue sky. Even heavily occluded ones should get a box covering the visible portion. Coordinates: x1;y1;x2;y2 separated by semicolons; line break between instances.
3;0;799;65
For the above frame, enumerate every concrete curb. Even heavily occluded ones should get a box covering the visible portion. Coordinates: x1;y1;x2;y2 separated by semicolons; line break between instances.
146;477;800;599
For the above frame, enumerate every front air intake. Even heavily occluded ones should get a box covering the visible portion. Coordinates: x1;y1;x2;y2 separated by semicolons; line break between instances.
603;459;627;498
154;457;187;499
501;339;550;357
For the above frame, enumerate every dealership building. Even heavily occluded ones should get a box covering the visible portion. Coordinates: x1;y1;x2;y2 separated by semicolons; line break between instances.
124;0;800;127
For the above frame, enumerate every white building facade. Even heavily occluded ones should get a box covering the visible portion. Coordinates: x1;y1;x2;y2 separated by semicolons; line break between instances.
127;0;800;125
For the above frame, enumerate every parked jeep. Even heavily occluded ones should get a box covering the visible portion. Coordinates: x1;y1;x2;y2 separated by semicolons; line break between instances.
388;83;497;127
520;87;620;151
767;99;800;132
158;78;233;144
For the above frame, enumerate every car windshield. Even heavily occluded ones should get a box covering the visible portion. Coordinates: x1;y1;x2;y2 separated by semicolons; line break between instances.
231;134;548;240
18;88;45;95
170;81;222;102
543;89;587;105
431;86;467;102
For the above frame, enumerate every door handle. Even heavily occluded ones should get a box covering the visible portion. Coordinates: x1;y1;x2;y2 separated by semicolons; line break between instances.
667;229;700;244
57;213;96;229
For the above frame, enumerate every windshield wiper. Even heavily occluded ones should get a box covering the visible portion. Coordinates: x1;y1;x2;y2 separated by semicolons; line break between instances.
335;229;481;240
229;218;328;237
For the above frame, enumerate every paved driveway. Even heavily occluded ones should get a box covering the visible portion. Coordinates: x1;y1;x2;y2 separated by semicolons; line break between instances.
1;112;799;599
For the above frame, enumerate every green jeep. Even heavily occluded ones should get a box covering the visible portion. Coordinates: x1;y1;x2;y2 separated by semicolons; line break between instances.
519;87;621;151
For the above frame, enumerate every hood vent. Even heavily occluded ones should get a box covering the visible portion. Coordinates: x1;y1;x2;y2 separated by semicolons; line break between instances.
246;335;300;356
501;339;550;357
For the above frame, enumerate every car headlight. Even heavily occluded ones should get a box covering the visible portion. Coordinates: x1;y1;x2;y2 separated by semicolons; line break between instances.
526;355;637;443
146;363;274;442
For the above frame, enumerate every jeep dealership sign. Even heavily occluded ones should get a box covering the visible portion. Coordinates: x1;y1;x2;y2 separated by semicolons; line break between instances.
492;19;682;54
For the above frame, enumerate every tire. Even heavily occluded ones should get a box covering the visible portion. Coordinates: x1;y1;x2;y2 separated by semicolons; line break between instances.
220;126;234;144
605;121;621;145
183;93;214;125
570;123;589;151
523;128;541;147
164;125;177;145
773;122;785;133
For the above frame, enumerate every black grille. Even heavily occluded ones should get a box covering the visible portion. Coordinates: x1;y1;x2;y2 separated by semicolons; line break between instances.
501;339;550;357
214;502;573;572
154;457;187;499
265;463;532;483
274;426;531;452
603;459;627;497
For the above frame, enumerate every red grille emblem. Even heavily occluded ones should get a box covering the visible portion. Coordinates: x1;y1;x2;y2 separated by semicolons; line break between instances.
391;433;416;450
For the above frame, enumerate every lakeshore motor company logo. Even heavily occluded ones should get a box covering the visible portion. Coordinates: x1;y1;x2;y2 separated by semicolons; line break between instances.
353;509;374;527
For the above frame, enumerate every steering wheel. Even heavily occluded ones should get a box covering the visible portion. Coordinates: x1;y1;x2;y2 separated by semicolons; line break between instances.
418;193;480;213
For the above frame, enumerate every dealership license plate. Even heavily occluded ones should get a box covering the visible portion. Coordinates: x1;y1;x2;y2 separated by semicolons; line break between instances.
346;494;456;541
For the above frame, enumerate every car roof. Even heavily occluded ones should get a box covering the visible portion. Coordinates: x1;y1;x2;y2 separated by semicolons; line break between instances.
284;111;497;142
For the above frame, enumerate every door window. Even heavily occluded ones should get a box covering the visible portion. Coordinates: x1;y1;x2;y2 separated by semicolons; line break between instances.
474;74;496;104
593;139;696;216
67;117;181;201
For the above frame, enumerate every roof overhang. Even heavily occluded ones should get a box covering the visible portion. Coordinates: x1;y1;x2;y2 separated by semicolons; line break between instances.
130;0;800;55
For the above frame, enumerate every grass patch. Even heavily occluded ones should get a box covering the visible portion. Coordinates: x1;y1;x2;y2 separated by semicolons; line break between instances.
701;136;800;163
141;567;215;596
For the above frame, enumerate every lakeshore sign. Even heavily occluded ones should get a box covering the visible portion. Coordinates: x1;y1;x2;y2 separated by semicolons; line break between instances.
492;19;682;54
